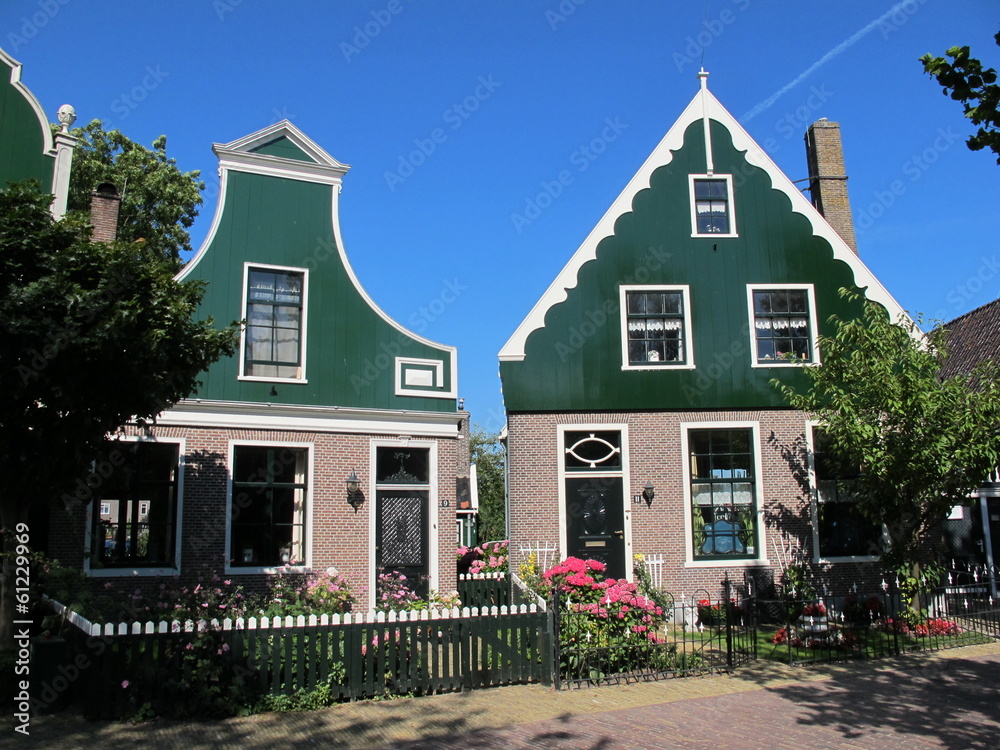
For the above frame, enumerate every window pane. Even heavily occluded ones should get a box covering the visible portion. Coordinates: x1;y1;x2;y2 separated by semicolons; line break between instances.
231;446;308;567
689;429;756;559
564;431;622;472
377;446;431;484
244;268;304;374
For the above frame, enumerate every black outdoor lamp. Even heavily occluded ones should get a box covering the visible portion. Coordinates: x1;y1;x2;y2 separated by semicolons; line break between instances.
642;480;655;507
346;469;364;512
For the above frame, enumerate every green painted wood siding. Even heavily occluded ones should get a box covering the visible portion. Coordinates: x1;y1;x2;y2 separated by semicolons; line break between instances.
0;59;54;190
249;136;316;162
500;119;867;412
185;169;454;411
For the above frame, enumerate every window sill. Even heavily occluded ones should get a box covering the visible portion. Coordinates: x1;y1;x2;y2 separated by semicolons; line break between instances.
690;233;738;239
224;564;310;575
621;363;696;371
750;360;815;369
685;558;770;569
238;375;308;384
86;566;179;578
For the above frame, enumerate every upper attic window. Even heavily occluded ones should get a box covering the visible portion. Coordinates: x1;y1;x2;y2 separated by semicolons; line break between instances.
689;175;736;237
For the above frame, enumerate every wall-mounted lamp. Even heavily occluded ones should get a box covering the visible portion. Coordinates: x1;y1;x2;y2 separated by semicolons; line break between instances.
346;468;364;512
641;481;655;507
269;386;278;397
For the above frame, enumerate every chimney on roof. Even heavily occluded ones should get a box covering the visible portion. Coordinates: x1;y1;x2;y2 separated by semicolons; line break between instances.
804;119;858;255
89;182;121;243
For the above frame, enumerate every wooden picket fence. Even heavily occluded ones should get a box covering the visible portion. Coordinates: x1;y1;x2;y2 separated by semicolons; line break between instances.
51;600;551;720
457;572;510;608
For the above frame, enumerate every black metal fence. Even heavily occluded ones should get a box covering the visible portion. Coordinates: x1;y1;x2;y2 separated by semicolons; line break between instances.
756;576;1000;666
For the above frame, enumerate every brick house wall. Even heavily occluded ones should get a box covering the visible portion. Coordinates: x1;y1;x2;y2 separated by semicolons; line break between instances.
52;422;463;612
508;408;883;597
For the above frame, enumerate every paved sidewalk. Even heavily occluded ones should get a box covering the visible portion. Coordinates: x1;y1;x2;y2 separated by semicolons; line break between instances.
9;642;1000;749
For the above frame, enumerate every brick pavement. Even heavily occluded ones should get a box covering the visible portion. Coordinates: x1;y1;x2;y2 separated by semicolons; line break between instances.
9;643;1000;749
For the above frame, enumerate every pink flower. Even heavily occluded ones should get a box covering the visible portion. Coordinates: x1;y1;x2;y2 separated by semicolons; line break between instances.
121;680;130;689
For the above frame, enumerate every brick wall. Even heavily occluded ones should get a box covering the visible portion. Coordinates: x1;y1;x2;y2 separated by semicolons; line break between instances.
89;184;121;243
804;119;858;255
508;408;884;598
53;422;462;612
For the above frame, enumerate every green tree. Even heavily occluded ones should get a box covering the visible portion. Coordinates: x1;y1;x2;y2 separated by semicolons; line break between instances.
65;120;205;267
0;183;238;648
920;31;1000;164
470;425;506;543
773;289;1000;569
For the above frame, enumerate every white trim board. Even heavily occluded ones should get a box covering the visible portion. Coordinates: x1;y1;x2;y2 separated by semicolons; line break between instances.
157;399;462;438
499;80;910;362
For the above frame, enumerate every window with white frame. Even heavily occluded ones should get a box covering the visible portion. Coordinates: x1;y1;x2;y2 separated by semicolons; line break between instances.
244;267;305;379
689;428;758;560
690;175;735;236
621;286;692;367
811;427;880;559
749;286;816;364
91;442;179;569
231;446;308;567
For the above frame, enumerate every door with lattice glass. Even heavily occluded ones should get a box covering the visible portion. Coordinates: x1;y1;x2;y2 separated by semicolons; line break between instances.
374;446;431;599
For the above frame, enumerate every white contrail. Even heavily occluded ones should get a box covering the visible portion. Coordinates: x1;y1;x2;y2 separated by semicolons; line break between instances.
740;1;915;123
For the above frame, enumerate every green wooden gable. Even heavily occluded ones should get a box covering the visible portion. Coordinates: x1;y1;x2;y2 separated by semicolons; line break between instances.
0;49;55;191
500;78;906;413
178;121;457;412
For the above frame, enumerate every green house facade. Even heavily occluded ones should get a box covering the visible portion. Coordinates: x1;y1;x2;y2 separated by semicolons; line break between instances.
0;47;76;215
76;121;466;608
500;75;907;593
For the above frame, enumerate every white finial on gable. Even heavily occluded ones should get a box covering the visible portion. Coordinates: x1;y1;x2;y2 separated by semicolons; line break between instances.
699;70;714;174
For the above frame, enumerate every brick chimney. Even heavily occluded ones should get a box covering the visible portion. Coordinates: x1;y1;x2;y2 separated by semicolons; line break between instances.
804;119;858;255
89;182;121;242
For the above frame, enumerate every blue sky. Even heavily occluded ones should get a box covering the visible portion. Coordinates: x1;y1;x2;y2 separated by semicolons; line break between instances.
3;1;997;431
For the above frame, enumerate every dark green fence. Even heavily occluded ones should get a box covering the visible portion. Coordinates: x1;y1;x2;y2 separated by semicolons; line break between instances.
458;573;510;609
57;604;551;720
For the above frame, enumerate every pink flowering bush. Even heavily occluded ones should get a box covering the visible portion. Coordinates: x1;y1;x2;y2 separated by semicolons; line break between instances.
457;540;509;575
541;557;673;678
260;566;354;618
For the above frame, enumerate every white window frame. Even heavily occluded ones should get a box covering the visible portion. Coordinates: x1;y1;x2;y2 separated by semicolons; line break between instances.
225;439;314;575
556;423;633;581
688;174;737;238
238;262;309;384
806;422;881;564
681;420;768;568
747;283;820;368
368;438;440;604
84;436;185;578
619;285;695;370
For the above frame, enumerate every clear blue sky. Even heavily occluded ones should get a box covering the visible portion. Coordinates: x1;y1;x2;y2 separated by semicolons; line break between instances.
3;1;997;432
